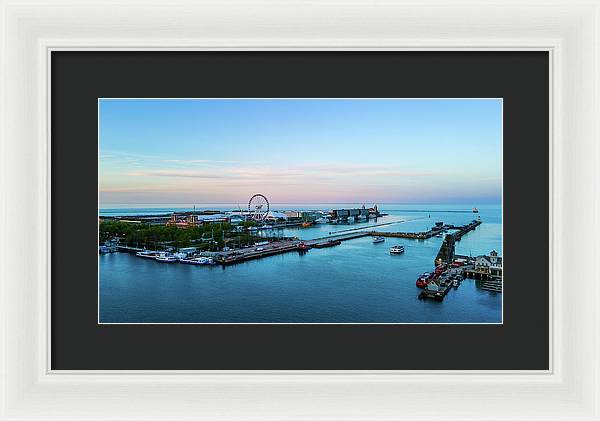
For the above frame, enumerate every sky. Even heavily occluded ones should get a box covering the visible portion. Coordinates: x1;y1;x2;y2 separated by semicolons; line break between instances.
99;98;502;206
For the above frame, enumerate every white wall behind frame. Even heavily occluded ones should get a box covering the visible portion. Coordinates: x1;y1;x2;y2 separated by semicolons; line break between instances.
0;0;599;420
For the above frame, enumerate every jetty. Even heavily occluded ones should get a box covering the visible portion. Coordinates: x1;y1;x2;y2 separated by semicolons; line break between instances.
434;235;456;265
217;241;301;265
433;220;482;266
369;229;440;240
216;231;373;265
117;245;147;253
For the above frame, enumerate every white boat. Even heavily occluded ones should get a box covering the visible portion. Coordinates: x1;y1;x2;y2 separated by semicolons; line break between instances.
389;245;405;254
179;256;214;265
452;279;459;287
372;236;385;243
136;250;157;259
155;252;178;263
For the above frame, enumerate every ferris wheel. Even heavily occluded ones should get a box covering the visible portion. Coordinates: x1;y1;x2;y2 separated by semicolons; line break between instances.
248;194;270;222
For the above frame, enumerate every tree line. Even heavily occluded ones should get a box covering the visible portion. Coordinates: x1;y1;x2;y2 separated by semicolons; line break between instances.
99;220;279;251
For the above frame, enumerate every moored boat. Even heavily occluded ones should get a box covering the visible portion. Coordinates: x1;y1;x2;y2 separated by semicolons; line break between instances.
372;236;385;243
136;250;157;259
415;272;431;288
155;252;178;263
179;256;214;265
416;279;428;288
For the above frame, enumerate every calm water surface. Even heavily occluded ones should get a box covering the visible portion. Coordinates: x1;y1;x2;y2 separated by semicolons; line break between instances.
99;204;502;323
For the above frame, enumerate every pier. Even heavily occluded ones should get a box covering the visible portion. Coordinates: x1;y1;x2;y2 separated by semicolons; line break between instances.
218;240;301;265
434;235;456;265
117;245;147;253
217;231;373;265
369;230;436;239
434;219;482;266
446;219;482;241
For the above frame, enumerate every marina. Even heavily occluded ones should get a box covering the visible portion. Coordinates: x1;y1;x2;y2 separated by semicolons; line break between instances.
99;203;502;323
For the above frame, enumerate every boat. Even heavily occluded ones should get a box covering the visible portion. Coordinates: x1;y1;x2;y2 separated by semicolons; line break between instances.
312;239;341;248
301;221;313;227
136;250;157;259
416;279;428;288
154;252;178;263
415;272;431;288
99;245;111;254
297;242;311;251
472;207;479;213
372;236;385;244
452;279;460;287
179;256;214;265
389;245;405;254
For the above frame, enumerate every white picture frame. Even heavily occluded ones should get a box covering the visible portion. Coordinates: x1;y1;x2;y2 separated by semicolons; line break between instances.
1;0;598;419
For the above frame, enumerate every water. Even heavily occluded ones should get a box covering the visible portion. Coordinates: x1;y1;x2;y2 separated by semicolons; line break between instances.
99;204;502;323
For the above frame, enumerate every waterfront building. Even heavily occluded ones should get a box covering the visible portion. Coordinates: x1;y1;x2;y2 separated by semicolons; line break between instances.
331;208;370;220
166;212;198;227
175;247;197;258
265;211;288;222
283;210;320;220
474;250;503;277
166;211;231;228
226;214;245;224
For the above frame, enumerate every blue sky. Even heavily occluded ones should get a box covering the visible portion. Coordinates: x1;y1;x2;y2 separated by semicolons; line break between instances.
99;98;502;205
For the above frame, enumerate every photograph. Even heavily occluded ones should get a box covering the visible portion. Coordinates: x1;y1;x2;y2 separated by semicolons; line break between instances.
98;98;503;324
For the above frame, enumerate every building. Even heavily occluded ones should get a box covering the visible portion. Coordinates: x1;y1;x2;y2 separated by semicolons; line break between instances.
265;211;288;222
166;212;231;227
227;214;245;224
474;250;503;277
283;211;301;219
331;208;370;220
176;247;197;258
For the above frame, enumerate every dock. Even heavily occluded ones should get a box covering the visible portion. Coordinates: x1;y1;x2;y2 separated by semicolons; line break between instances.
446;219;482;241
218;241;301;265
433;220;482;266
480;278;503;293
308;231;371;244
434;235;456;265
116;245;147;253
369;230;439;240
